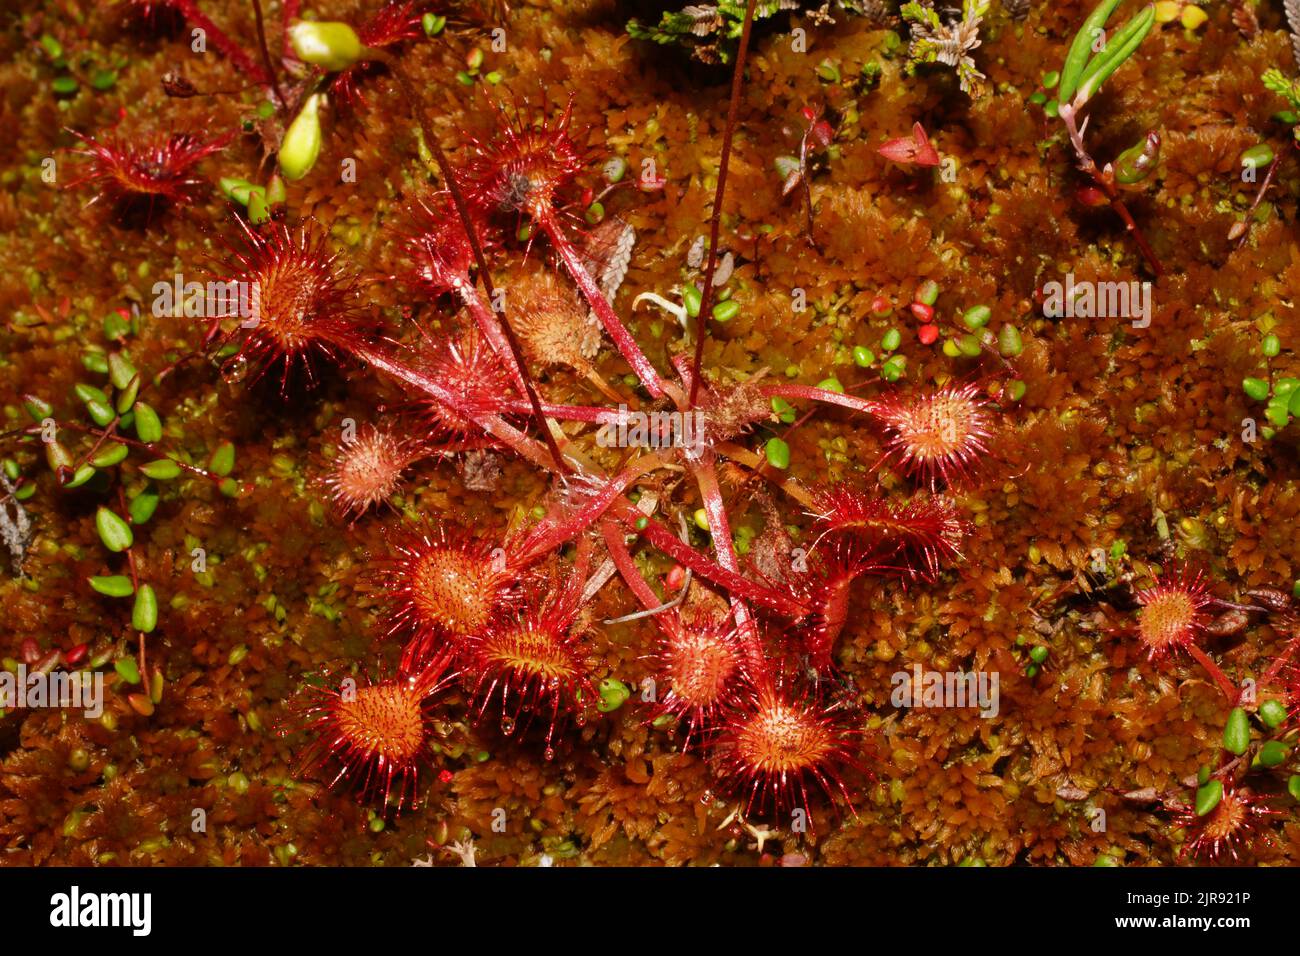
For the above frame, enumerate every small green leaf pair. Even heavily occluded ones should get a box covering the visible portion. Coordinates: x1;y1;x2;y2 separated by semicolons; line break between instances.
1059;0;1156;108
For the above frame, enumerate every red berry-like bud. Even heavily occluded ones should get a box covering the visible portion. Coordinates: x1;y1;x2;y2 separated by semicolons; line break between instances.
917;323;939;345
1076;185;1109;208
910;302;934;323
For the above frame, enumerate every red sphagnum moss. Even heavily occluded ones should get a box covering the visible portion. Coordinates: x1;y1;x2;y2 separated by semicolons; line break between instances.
4;0;1300;871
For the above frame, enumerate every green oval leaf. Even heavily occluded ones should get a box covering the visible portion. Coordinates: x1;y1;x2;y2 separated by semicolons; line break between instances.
132;584;158;633
129;487;160;525
90;443;129;469
139;459;182;481
95;506;133;552
1194;779;1223;816
133;402;163;443
208;441;236;477
1223;706;1250;755
88;574;134;597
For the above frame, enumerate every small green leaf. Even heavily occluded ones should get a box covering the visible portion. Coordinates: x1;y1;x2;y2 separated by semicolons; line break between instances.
962;305;991;329
114;376;139;414
711;299;740;323
132;584;158;633
114;657;141;685
1223;706;1250;755
64;464;96;488
88;575;134;597
90;443;129;469
107;352;137;391
764;437;791;470
22;394;53;421
220;177;256;205
129;487;160;525
208;441;236;477
1073;5;1156;106
278;93;324;182
682;284;702;318
1058;0;1126;104
247;187;270;225
1289;775;1300;802
816;377;844;394
1194;779;1223;817
1257;740;1288;768
139;459;182;481
1242;377;1269;402
74;383;109;406
133;402;163;443
770;397;796;424
95;507;133;552
1259;698;1288;729
1266;395;1291;428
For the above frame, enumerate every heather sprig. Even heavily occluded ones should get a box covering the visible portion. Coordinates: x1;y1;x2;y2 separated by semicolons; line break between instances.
900;0;989;97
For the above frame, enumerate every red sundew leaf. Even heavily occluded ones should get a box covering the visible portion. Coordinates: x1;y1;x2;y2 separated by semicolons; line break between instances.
877;121;941;167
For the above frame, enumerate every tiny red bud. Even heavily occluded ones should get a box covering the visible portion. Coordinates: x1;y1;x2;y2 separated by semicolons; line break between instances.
21;638;41;664
665;564;686;590
438;769;454;783
65;642;89;666
917;323;940;345
910;302;934;323
1076;185;1108;208
870;295;891;317
800;106;816;122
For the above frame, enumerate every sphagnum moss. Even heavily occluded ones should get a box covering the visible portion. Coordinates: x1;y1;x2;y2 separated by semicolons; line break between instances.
1;0;1300;868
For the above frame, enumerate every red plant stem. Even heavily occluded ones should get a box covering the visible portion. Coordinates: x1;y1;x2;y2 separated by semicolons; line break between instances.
1233;155;1279;250
512;451;673;564
545;222;666;399
1258;629;1300;693
503;399;621;423
762;383;882;418
385;59;569;473
609;499;804;618
49;421;229;487
356;341;806;617
688;0;760;407
691;455;766;678
281;0;301;58
249;0;286;108
456;278;530;397
353;344;560;471
1058;101;1163;278
173;0;270;85
1187;644;1239;703
600;519;664;611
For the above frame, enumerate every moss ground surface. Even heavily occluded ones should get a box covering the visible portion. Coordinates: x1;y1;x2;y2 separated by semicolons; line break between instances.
2;0;1300;866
